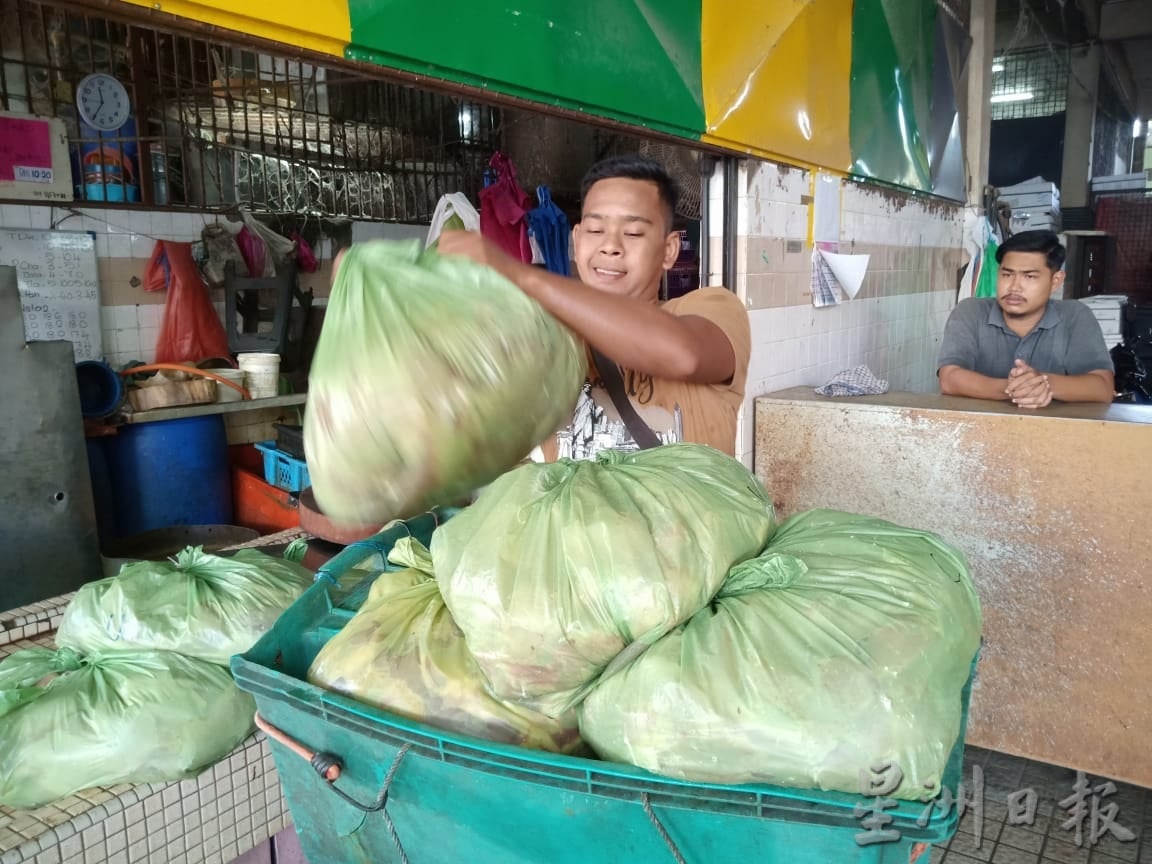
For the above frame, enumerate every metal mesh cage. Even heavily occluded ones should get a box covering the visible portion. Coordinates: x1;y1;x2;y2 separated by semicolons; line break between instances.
0;0;499;221
990;47;1069;122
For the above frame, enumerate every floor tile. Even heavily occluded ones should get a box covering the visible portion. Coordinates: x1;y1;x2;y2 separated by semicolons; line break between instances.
991;846;1045;864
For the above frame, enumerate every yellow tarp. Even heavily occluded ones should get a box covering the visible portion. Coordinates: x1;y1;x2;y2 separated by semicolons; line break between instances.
120;0;350;57
700;0;853;171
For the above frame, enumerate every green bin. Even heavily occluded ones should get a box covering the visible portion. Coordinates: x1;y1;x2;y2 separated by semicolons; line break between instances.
232;510;971;864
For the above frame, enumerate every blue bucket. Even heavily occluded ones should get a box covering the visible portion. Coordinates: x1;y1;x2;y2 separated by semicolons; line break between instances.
75;361;124;418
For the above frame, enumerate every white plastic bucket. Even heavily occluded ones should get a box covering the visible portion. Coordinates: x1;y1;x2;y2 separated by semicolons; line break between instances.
237;353;281;399
214;368;247;403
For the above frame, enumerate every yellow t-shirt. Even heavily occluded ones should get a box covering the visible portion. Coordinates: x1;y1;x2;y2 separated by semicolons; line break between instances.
547;287;750;460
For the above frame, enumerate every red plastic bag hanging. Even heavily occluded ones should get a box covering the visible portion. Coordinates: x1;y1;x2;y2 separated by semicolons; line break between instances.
292;232;319;273
480;152;532;264
235;226;267;278
146;241;231;363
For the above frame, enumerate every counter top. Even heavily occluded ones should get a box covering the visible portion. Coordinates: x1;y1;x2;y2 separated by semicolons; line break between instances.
122;394;307;425
756;386;1152;425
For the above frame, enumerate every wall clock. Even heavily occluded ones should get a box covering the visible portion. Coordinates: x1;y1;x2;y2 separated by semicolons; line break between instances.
76;73;131;132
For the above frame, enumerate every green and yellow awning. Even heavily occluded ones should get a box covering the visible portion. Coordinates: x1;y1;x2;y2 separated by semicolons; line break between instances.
122;0;968;199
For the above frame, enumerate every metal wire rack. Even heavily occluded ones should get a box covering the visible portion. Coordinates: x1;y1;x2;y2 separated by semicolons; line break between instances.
0;0;499;221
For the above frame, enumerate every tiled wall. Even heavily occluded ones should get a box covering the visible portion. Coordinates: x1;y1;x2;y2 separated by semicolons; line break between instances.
714;162;966;466
0;203;425;369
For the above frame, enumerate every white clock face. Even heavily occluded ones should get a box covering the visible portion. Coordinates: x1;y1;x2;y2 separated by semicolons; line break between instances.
76;73;131;132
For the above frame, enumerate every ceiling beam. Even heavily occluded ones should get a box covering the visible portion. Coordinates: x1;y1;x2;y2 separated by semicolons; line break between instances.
1101;0;1152;40
1076;0;1101;37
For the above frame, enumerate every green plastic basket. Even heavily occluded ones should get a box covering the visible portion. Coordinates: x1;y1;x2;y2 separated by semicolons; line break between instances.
232;510;973;864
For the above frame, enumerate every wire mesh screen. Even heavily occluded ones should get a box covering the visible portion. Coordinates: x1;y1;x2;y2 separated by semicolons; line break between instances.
1092;71;1135;179
1094;191;1152;301
0;0;498;220
990;48;1068;121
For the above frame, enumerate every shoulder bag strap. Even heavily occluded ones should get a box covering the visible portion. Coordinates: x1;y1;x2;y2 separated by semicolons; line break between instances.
589;346;663;450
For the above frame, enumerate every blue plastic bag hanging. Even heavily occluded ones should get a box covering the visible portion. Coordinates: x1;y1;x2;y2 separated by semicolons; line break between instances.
526;186;571;277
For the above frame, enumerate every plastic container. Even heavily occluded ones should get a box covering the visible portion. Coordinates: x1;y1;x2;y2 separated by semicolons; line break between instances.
105;415;232;538
254;441;310;492
75;360;124;418
237;353;281;399
273;423;305;460
231;465;300;535
232;512;971;864
214;368;247;403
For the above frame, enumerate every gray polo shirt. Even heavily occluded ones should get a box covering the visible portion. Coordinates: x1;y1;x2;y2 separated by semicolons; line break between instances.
937;298;1114;378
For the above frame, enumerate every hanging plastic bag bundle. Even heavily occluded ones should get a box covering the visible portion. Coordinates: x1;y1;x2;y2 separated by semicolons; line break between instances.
308;537;582;753
303;239;584;526
146;240;231;364
431;444;777;718
56;547;313;665
0;647;255;809
578;509;982;800
426;192;480;248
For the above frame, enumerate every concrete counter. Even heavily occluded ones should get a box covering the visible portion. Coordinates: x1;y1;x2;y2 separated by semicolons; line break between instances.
754;388;1152;787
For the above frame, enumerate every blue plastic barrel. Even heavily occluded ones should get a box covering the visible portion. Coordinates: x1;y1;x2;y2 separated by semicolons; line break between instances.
105;415;232;537
84;437;119;546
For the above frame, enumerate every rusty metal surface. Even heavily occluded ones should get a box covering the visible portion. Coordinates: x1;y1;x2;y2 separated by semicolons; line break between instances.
754;390;1152;787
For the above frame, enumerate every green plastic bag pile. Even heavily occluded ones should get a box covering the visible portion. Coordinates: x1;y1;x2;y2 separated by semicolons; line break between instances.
1;547;310;809
431;445;778;717
56;547;313;664
578;509;983;799
307;537;582;754
0;647;255;810
303;240;585;527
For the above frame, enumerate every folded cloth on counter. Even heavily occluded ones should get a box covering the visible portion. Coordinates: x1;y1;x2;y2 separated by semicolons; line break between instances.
815;365;889;397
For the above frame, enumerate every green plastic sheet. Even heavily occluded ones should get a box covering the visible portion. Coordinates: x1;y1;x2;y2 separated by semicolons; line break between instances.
849;0;936;192
579;509;982;799
431;444;777;718
308;537;582;753
0;647;255;809
975;238;1000;299
55;547;313;665
303;240;584;527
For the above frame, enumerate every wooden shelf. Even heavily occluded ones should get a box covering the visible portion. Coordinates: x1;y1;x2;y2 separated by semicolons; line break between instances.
123;393;306;424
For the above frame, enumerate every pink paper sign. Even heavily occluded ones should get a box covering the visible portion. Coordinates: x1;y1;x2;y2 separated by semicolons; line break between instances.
0;116;53;183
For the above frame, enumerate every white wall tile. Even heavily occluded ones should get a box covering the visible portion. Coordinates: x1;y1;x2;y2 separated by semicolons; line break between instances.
131;234;154;259
109;234;132;258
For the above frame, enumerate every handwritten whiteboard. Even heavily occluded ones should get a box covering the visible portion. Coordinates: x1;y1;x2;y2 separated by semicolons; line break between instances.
0;229;102;362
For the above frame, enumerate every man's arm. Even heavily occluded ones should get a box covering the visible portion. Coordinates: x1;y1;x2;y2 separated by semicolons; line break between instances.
939;365;1012;400
1044;369;1114;403
438;231;735;384
937;300;1010;399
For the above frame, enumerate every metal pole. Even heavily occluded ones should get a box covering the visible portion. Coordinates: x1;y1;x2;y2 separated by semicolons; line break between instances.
722;157;739;292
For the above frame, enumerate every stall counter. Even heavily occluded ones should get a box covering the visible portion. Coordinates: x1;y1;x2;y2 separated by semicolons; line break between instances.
754;387;1152;788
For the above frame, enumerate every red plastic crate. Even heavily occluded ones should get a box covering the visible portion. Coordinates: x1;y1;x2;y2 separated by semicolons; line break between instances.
231;465;299;535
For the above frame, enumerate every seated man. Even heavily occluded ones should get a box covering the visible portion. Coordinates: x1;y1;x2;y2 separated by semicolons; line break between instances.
938;230;1114;408
439;155;750;459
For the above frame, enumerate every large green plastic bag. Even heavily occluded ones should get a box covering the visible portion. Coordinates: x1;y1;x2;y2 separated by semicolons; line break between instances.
308;538;582;753
55;547;312;665
0;647;255;809
303;240;584;526
432;444;777;717
579;509;982;799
